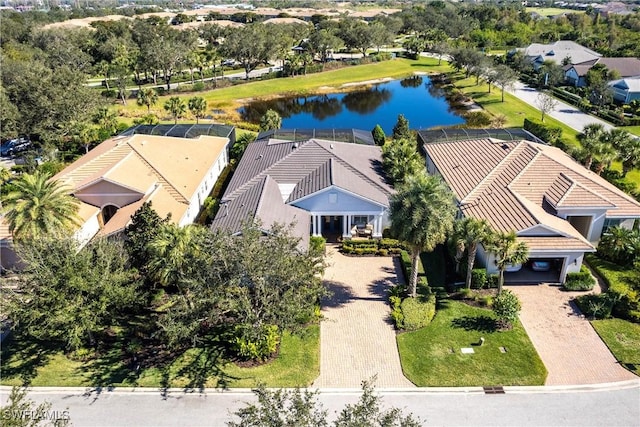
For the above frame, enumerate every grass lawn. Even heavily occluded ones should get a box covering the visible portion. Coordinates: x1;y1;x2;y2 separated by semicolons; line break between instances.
525;7;582;16
0;326;319;388
622;126;640;137
397;300;547;386
591;319;640;376
584;253;639;288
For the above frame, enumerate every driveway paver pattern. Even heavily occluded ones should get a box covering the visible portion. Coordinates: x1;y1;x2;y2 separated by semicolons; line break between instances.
313;246;414;388
509;283;637;385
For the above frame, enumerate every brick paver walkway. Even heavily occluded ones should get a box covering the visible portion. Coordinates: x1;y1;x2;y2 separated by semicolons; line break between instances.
509;284;637;385
313;246;415;388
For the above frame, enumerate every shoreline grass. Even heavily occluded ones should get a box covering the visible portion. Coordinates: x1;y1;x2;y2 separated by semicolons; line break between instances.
590;319;640;376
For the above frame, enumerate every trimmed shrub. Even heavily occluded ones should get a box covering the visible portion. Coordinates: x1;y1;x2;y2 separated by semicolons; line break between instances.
487;274;499;289
377;248;389;256
563;265;596;291
471;269;487;289
399;294;436;331
378;238;403;250
575;294;613;319
389;295;404;328
493;289;521;329
310;236;326;256
233;324;280;361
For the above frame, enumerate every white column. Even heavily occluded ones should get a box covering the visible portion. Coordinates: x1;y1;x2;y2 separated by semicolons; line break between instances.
342;215;348;237
347;215;352;237
317;215;322;236
312;215;317;236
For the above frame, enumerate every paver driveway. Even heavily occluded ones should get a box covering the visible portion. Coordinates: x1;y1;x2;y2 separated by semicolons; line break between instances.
509;284;637;385
313;246;415;388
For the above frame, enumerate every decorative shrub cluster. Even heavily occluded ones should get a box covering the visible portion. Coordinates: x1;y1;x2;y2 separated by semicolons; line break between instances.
341;238;405;256
390;293;437;331
234;324;280;361
563;265;596;291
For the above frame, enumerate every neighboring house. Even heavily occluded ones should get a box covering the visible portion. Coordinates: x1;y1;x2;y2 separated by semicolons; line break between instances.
517;40;601;70
420;130;640;284
210;130;393;248
564;57;640;87
609;76;640;103
50;124;233;246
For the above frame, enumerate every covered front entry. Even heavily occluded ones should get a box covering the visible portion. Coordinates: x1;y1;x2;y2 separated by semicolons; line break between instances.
310;213;385;239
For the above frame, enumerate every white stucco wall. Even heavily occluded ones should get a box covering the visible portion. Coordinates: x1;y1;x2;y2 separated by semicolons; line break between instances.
74;213;101;249
179;142;229;226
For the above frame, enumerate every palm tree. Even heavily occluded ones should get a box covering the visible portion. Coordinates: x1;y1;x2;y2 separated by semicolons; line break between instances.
607;129;640;176
188;96;208;124
71;122;99;154
381;139;423;185
486;230;529;293
164;97;186;124
1;171;80;240
390;173;457;297
137;87;158;113
93;107;119;136
453;217;493;290
147;224;205;309
577;123;606;170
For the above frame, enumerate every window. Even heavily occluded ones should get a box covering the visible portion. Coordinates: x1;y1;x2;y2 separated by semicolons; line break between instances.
602;218;621;234
353;215;369;226
101;205;118;224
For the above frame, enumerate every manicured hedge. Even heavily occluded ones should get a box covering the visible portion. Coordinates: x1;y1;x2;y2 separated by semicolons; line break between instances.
471;268;487;289
563;265;596;291
341;238;404;256
585;254;640;323
389;294;436;331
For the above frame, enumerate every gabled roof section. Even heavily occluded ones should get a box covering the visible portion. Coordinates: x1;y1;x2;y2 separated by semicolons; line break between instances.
424;136;640;246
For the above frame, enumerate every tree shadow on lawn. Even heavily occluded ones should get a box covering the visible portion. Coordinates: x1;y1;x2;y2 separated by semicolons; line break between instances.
451;316;498;333
0;334;59;386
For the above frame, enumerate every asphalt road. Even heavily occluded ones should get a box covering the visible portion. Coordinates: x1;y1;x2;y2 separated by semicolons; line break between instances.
2;382;639;426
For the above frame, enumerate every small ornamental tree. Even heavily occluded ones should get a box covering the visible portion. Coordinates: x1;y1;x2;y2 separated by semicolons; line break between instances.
493;289;521;330
259;109;282;131
392;114;411;140
372;124;386;146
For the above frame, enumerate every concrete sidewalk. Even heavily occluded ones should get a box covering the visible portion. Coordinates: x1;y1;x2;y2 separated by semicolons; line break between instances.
507;82;615;133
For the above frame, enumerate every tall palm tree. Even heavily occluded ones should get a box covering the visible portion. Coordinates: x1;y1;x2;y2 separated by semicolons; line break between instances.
381;138;423;185
147;224;206;309
188;96;208;124
1;171;80;240
486;230;529;293
607;129;640;176
577;123;606;170
453;217;493;290
137;87;159;113
164;97;186;124
390;173;457;297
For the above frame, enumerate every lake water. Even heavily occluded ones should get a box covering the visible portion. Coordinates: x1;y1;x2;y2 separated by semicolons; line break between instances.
239;76;465;134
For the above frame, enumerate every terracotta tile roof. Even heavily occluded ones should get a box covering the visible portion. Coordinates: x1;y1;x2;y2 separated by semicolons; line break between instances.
424;137;640;252
52;133;228;236
518;236;595;252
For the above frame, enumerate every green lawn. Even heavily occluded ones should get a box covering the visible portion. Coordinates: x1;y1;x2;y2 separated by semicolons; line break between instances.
0;326;319;388
525;7;583;16
622;126;640;137
591;319;640;376
397;300;547;386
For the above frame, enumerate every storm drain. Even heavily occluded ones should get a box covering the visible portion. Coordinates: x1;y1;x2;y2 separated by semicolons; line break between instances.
483;386;505;394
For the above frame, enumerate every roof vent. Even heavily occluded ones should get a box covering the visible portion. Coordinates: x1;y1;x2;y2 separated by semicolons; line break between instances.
292;142;299;149
330;144;334;149
501;144;510;150
257;154;263;160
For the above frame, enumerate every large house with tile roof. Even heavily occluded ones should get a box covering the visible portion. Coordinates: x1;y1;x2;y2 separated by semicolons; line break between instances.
564;57;640;88
516;40;602;70
50;131;230;247
420;131;640;284
210;134;393;248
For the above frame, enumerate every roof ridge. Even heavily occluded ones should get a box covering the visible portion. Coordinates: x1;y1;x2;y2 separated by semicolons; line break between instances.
538;145;640;208
463;140;530;204
254;175;271;216
313;140;392;196
128;144;189;203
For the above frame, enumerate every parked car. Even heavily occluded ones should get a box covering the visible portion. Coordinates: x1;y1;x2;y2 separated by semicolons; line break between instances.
531;260;552;272
0;138;31;157
505;263;523;272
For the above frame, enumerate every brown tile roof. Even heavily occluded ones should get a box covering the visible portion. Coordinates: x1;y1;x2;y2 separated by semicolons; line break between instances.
568;57;640;78
424;138;640;252
53;133;228;235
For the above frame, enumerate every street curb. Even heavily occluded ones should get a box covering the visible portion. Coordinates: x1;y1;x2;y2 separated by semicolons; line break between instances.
2;379;638;395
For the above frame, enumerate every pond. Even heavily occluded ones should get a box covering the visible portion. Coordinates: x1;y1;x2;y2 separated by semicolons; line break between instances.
239;76;465;134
